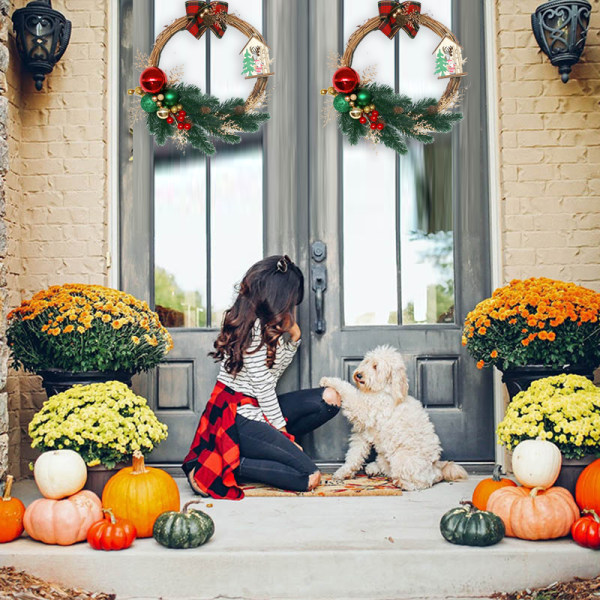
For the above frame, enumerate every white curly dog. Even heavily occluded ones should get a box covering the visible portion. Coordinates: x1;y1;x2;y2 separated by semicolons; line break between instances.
320;345;468;491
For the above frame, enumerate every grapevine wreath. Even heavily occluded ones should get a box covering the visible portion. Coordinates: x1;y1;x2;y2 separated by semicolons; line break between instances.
322;1;467;154
128;1;273;155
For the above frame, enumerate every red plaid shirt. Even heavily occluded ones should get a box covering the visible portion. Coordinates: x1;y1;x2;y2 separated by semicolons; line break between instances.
182;381;295;500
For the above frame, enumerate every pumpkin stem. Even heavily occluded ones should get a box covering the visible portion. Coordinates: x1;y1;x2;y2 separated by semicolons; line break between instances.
583;509;600;523
492;465;503;482
459;500;477;513
2;475;13;501
102;508;117;523
529;487;544;497
182;500;205;513
131;451;148;475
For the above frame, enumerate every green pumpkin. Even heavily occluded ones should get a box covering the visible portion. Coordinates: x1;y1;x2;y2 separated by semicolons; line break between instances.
153;501;215;549
440;501;505;547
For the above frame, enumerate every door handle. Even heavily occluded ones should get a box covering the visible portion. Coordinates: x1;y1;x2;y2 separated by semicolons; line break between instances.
311;241;327;334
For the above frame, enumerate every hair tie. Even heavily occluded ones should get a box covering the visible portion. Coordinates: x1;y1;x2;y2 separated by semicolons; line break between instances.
276;255;292;273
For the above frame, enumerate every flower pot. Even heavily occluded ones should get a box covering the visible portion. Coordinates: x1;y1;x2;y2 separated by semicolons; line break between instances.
555;455;598;495
501;365;595;401
84;463;128;498
38;369;133;397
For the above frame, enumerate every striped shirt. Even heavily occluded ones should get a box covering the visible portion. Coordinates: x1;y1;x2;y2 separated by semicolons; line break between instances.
216;320;300;429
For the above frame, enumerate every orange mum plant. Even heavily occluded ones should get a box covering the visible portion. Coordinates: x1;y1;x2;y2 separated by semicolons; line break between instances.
463;278;600;371
7;284;173;374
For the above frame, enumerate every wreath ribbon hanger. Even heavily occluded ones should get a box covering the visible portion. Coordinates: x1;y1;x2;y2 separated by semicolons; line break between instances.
378;1;421;39
185;1;228;39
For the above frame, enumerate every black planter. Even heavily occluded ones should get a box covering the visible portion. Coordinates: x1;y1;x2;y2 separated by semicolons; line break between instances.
502;365;596;401
38;369;134;397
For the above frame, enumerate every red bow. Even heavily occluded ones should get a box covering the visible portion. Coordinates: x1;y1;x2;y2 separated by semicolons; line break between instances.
378;1;421;39
185;1;228;39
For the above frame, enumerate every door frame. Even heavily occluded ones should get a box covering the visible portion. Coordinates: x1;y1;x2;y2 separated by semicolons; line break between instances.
114;0;504;466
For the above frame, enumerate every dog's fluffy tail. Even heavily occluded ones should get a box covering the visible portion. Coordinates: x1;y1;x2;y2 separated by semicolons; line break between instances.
436;461;468;482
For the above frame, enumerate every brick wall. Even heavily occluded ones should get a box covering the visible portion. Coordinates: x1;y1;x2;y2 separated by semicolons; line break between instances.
495;0;600;289
6;0;110;476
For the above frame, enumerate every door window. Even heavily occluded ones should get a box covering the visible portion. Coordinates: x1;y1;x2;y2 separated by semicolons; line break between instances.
342;0;455;327
153;1;265;329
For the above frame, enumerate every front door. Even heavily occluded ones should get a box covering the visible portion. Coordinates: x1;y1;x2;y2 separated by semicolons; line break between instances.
119;0;493;467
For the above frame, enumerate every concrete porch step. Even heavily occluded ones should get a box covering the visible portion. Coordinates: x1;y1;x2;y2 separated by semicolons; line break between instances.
2;477;599;600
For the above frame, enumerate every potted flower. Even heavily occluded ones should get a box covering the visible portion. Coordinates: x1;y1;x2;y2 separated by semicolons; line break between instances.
7;283;173;396
28;381;169;495
497;374;600;493
462;277;600;398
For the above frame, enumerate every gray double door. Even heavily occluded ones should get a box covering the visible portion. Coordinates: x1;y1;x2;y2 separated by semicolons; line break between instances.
120;0;493;467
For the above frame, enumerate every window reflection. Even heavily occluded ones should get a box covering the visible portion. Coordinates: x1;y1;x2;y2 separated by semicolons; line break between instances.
153;1;264;329
342;0;455;326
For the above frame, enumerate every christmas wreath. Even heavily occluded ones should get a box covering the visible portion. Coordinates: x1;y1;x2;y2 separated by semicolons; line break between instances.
323;1;466;154
129;1;272;155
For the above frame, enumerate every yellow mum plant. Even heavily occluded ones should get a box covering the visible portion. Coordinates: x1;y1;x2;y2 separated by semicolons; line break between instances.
29;381;168;468
463;278;600;371
7;284;173;374
497;374;600;459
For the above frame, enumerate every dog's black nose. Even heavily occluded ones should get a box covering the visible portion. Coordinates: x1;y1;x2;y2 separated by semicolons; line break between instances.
355;372;363;380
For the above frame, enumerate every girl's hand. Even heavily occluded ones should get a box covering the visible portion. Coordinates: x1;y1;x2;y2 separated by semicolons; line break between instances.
289;322;301;342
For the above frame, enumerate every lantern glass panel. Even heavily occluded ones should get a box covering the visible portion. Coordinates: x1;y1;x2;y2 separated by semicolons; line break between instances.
24;15;52;60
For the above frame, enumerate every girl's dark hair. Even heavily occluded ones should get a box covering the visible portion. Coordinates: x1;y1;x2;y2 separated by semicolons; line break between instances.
209;255;304;376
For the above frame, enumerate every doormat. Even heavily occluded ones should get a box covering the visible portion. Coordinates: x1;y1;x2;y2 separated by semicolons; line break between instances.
242;474;403;497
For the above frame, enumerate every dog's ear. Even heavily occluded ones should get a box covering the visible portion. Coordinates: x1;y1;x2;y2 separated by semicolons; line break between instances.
389;362;409;403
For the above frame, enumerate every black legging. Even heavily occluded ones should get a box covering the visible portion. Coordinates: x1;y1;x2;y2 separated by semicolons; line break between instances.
236;388;339;492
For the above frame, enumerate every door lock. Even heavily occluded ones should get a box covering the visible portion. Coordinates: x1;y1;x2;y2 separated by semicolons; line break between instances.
311;241;327;335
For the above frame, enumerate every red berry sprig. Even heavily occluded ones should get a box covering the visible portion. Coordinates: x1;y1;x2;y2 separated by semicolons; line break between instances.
167;109;193;132
359;107;384;131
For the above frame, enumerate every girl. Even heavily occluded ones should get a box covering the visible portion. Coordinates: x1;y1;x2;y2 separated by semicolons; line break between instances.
182;255;341;499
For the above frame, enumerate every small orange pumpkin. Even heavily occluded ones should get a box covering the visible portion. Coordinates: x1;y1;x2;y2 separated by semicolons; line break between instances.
575;458;600;513
487;486;579;540
472;466;517;510
102;451;180;538
0;475;26;543
23;490;102;545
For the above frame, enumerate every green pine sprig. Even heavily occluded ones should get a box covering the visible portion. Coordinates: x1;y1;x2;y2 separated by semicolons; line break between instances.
144;83;269;156
337;83;462;155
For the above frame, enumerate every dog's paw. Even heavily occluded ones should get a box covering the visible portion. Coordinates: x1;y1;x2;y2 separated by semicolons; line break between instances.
320;376;340;390
332;467;352;482
364;462;381;477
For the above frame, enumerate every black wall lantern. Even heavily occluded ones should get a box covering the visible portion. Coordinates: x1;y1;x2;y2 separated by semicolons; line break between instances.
12;0;71;91
532;0;592;83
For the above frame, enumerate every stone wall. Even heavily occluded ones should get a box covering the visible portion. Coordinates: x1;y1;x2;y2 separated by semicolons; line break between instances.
495;0;600;289
6;0;110;477
0;0;8;482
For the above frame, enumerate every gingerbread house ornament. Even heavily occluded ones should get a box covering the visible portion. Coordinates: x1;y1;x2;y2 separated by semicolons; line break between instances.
240;36;274;79
433;36;467;79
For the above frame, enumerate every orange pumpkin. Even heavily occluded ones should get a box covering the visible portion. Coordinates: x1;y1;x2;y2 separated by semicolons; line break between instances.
575;458;600;513
102;451;180;538
0;475;26;543
23;490;102;545
472;466;517;510
487;486;579;540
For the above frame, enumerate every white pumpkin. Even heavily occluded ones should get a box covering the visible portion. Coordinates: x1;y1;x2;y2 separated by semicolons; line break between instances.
34;450;88;499
511;439;562;489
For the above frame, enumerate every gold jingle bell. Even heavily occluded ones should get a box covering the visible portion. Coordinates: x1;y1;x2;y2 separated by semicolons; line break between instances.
157;108;170;119
349;108;363;120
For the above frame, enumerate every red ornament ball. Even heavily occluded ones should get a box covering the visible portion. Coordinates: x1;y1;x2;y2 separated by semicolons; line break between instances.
166;116;175;125
184;122;192;131
359;116;368;124
376;122;385;130
177;123;185;130
370;123;377;130
177;115;186;123
139;67;167;94
332;67;360;94
369;114;378;122
372;111;379;119
178;110;187;118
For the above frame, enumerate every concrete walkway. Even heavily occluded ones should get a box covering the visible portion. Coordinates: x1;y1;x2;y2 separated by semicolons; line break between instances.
1;476;598;600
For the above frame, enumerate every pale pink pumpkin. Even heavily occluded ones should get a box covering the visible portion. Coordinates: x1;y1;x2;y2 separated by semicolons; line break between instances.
23;490;102;545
